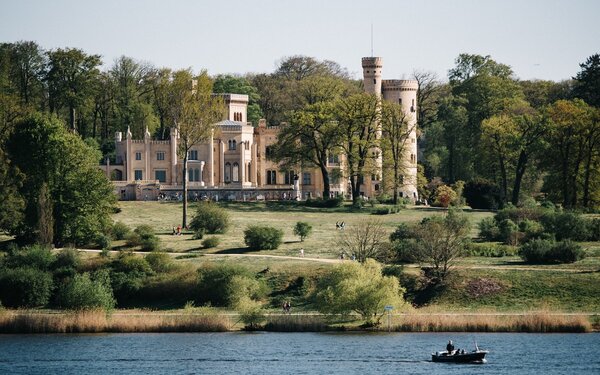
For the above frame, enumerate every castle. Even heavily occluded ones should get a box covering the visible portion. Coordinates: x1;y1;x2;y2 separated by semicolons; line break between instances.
101;57;418;201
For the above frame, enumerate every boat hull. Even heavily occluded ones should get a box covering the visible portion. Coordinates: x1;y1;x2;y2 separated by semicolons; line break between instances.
432;351;488;363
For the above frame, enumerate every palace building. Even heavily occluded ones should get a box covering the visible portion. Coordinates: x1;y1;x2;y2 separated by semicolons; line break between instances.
101;57;418;201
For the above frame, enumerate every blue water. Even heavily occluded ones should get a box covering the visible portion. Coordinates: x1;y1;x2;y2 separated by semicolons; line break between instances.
0;332;599;374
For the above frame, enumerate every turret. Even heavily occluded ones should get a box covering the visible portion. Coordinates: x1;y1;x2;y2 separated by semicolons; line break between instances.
362;57;383;96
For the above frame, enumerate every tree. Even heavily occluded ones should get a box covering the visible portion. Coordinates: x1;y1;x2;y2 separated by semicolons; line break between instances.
381;101;416;204
6;114;116;245
293;221;312;242
314;259;405;323
412;70;444;130
165;70;225;228
336;93;380;204
573;53;600;107
339;220;389;263
1;41;46;107
45;48;101;132
481;99;547;205
212;74;263;125
56;271;115;311
274;101;340;198
412;210;471;281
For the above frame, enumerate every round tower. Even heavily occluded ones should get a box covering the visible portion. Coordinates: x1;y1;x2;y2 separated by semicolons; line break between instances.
362;57;383;96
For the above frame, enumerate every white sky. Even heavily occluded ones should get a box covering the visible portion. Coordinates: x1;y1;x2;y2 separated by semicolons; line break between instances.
1;0;598;81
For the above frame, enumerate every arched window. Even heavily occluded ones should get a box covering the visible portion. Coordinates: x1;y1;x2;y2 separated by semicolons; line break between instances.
232;162;239;182
225;162;231;182
232;140;237;150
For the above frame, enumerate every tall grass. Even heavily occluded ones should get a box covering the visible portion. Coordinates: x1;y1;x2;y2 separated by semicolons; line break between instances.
0;310;232;333
390;312;592;333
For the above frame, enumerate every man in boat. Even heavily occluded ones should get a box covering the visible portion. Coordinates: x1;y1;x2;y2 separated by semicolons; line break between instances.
446;340;455;353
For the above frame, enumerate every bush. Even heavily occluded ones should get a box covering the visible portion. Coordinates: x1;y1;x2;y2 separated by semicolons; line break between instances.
145;251;174;273
391;239;419;263
478;217;501;241
126;225;160;251
498;219;521;245
111;221;131;240
304;196;343;208
293;222;312;241
372;206;401;215
2;244;55;270
433;185;457;208
55;272;115;311
110;254;154;303
588;218;600;241
541;212;590;241
519;219;545;242
464;178;503;209
202;237;220;249
197;264;268;307
519;239;585;264
0;267;53;307
96;233;112;250
190;202;230;234
465;243;518;257
192;228;206;240
390;223;413;242
244;225;283;250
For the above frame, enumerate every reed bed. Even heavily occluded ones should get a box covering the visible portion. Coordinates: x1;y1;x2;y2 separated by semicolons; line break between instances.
390;312;592;333
0;310;232;333
263;314;329;332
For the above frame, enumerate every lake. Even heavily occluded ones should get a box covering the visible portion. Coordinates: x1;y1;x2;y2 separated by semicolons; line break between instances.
1;332;599;374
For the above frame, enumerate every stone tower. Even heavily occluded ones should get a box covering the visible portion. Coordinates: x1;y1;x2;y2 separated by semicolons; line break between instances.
361;57;419;202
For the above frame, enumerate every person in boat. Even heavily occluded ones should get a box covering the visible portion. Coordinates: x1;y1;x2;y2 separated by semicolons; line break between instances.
446;340;455;353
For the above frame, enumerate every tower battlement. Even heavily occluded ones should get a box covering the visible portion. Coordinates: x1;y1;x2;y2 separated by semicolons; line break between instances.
382;79;418;91
361;56;383;68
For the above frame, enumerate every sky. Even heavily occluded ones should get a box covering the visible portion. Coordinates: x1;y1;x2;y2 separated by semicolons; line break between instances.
1;0;599;82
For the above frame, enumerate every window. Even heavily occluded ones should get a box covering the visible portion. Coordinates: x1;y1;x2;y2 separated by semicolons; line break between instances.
284;171;295;185
411;154;416;164
265;146;274;160
228;140;237;150
155;170;166;182
302;172;311;185
157;152;165;161
135;152;142;161
188;150;198;160
373;79;376;84
189;168;200;182
411;99;415;113
328;153;339;164
398;98;402;105
134;170;143;180
267;170;277;185
232;162;239;182
224;162;231;182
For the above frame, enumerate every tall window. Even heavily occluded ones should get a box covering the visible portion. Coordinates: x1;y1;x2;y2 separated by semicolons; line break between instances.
224;162;231;182
188;150;198;160
189;168;200;182
135;152;141;161
265;146;274;160
232;162;239;182
155;170;166;182
284;170;295;185
302;172;311;185
228;140;237;150
134;170;143;180
411;99;415;113
267;170;277;185
328;153;339;164
157;152;165;161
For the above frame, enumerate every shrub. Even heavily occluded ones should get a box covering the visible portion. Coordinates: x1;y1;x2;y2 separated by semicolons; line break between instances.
541;212;590;241
3;244;55;270
304;196;343;208
197;264;268;307
192;228;206;240
145;251;174;273
498;219;521;245
464;178;503;209
202;237;220;249
110;254;154;303
519;239;585;264
111;221;131;240
126;225;160;251
96;233;112;250
391;239;419;263
587;218;600;241
519;219;545;242
190;202;230;234
244;225;283;250
478;217;501;241
390;223;413;242
293;222;312;241
0;267;53;307
465;243;518;257
433;185;457;208
55;271;115;311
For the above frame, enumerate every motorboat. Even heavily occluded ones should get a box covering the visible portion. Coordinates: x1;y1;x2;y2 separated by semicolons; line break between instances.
432;344;488;363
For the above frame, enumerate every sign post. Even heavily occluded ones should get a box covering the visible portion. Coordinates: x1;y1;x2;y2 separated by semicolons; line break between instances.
384;305;393;332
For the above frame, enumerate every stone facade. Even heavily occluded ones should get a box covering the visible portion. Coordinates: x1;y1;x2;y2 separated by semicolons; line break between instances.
101;57;418;201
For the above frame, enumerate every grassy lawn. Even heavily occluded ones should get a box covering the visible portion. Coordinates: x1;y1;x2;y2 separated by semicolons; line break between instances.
113;201;494;258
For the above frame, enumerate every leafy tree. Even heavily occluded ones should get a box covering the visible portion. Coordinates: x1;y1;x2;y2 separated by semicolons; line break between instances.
339;220;389;263
0;267;53;307
45;48;101;131
56;271;115;311
314;259;405;323
293;221;313;242
213;74;263;125
196;264;268;307
189;201;230;234
244;225;283;250
381;101;416;204
273;101;340;198
0;41;46;106
165;70;226;228
573;53;600;107
412;210;471;281
336;93;380;204
412;70;445;130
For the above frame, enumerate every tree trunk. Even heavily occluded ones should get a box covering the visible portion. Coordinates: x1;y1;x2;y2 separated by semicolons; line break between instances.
182;156;188;228
319;164;330;198
512;151;528;205
393;164;399;205
69;106;76;132
37;183;54;245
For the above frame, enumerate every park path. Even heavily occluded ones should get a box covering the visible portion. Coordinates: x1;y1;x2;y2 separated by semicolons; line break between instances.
71;249;590;271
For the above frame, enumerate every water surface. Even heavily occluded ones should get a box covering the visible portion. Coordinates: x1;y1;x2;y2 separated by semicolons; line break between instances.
1;332;598;374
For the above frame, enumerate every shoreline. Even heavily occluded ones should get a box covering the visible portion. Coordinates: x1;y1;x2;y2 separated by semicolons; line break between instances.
0;310;596;334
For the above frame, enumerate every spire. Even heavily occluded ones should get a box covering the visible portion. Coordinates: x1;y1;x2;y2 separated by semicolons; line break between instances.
126;126;132;139
144;126;151;139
